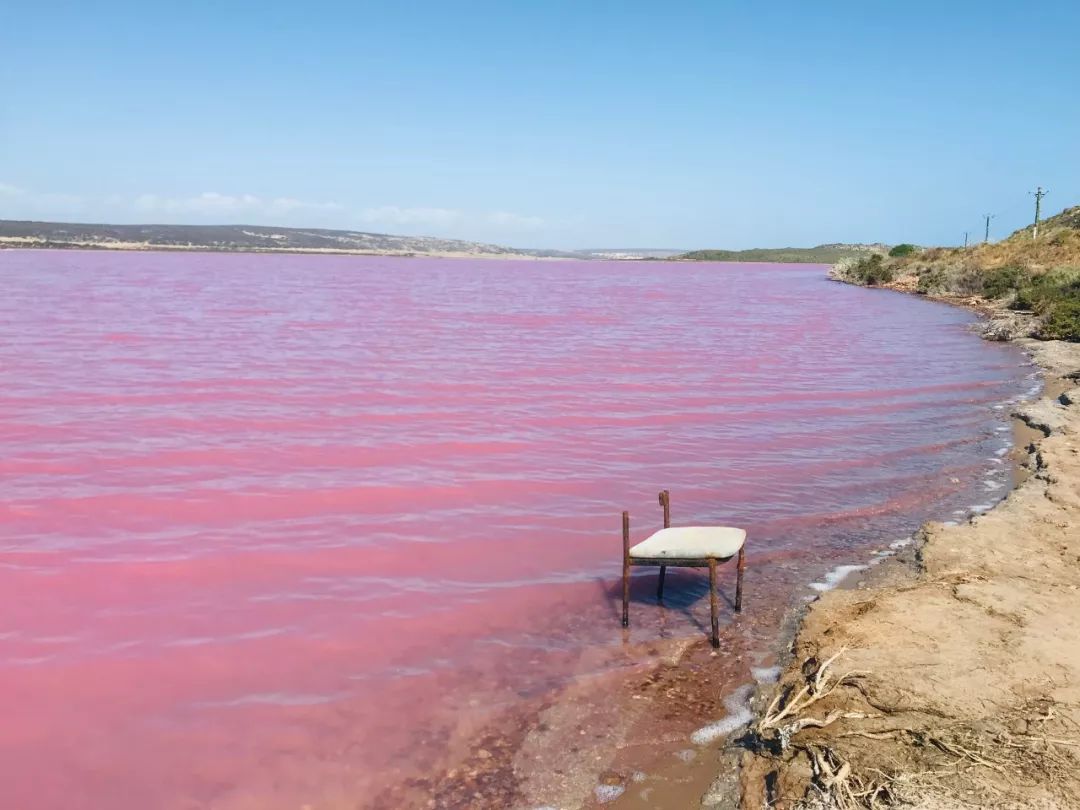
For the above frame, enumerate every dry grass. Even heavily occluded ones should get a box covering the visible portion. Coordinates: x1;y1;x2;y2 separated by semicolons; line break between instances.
831;206;1080;341
750;652;1080;810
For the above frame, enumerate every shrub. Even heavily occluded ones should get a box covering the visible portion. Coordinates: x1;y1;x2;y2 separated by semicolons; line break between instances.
916;268;948;295
1011;286;1038;311
982;265;1030;299
888;243;917;257
1039;299;1080;341
1008;268;1080;341
950;266;989;296
849;254;894;286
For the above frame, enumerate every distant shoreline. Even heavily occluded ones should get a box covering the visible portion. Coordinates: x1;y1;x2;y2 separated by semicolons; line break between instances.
0;239;556;261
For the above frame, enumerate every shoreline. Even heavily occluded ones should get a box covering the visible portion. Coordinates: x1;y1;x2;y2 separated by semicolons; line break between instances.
0;241;562;261
375;288;1043;810
731;285;1080;807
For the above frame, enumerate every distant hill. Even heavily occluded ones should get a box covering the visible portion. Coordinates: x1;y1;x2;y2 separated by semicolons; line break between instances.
0;219;585;260
676;243;888;263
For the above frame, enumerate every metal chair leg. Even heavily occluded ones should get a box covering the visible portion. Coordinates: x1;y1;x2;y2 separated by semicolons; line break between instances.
708;557;719;647
656;490;670;602
621;511;630;628
735;545;746;612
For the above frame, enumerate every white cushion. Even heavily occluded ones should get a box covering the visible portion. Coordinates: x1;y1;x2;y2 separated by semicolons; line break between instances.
629;526;746;560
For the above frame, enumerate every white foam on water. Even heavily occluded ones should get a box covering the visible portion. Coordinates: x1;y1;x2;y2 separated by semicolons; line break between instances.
995;425;1010;432
989;458;1003;465
889;536;913;550
995;447;1010;456
942;520;959;527
809;564;867;592
970;502;994;513
690;684;754;745
594;785;625;803
984;479;1005;491
751;665;781;684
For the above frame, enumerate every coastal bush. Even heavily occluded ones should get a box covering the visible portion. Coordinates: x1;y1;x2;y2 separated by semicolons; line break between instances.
888;243;917;257
847;254;894;286
916;267;948;294
1040;298;1080;341
950;266;990;296
1006;267;1080;340
1011;286;1037;311
981;265;1030;299
1010;267;1080;311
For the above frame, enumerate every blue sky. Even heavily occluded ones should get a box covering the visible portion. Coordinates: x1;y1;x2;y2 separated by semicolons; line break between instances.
3;1;1078;249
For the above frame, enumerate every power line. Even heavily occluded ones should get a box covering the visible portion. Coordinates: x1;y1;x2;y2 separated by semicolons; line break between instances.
1029;186;1049;240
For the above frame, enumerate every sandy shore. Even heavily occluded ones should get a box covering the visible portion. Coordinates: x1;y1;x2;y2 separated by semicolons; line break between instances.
735;334;1080;808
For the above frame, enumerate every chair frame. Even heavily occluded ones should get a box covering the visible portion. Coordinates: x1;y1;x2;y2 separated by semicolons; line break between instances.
620;489;746;647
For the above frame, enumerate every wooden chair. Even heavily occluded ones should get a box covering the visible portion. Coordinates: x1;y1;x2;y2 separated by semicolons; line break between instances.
620;490;746;647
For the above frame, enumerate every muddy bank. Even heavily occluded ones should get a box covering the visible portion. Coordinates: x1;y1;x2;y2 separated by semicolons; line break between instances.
738;337;1080;809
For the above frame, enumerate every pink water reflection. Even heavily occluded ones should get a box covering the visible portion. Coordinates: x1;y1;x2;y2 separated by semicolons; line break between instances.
0;251;1030;808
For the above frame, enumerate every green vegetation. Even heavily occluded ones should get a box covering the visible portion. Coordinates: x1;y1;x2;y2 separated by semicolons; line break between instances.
1007;268;1080;340
833;254;895;286
1041;298;1080;341
981;265;1029;298
833;204;1080;343
677;244;885;264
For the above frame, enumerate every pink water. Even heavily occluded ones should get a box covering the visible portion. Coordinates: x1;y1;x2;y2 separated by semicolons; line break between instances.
0;250;1031;809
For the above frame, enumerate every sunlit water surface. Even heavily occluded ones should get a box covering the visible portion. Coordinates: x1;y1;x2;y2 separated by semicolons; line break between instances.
0;251;1033;808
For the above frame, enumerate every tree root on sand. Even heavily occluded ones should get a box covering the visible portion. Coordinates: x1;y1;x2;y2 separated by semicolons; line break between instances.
746;651;1080;809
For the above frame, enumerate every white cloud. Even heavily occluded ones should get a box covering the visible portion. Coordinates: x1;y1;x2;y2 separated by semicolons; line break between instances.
0;182;552;243
356;205;546;234
132;192;343;218
0;181;84;215
487;210;546;230
357;205;464;228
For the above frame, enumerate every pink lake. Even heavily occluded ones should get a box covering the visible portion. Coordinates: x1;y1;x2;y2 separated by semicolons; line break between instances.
0;250;1033;809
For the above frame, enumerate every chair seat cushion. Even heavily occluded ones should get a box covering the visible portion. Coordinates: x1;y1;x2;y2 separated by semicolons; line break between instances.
629;526;746;560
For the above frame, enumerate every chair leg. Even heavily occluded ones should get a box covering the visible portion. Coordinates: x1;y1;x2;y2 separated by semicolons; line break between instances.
621;511;630;628
708;558;719;648
656;491;669;602
735;546;746;613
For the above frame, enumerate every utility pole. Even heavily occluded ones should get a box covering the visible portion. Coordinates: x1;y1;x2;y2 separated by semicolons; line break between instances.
1030;187;1049;240
983;213;995;243
963;231;969;248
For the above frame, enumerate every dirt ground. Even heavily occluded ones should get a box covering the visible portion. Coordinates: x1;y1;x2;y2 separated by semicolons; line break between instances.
738;338;1080;809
